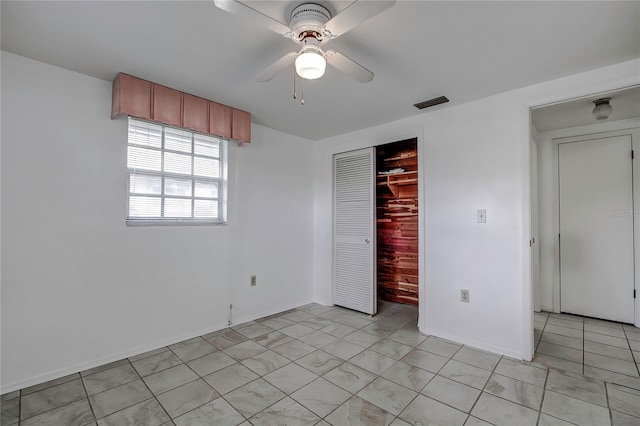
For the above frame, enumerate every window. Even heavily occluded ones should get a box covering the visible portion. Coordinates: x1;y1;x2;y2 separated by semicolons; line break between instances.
126;117;227;225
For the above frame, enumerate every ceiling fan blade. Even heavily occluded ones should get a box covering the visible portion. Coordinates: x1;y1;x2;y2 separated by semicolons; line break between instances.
213;0;293;37
323;0;396;39
257;52;298;82
325;50;374;83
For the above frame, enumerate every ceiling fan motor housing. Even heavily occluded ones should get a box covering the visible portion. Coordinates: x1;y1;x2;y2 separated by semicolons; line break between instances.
290;3;331;40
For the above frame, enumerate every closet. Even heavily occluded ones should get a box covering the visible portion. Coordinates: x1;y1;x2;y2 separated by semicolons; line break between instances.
376;139;419;306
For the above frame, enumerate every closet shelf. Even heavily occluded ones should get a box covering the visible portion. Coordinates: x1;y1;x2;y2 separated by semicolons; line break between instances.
377;171;418;197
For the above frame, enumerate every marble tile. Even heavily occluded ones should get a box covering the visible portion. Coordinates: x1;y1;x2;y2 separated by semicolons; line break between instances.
537;341;583;363
464;416;494;426
369;339;413;360
544;324;584;339
399;394;467;426
249;397;319;426
291;378;351;417
453;347;501;371
344;330;383;348
97;399;169;426
541;332;583;350
331;313;373;329
222;341;267;362
584;331;629;349
21;379;87;420
321;322;357;338
484;373;543;410
298;330;339;348
585;340;634;361
205;330;248;349
22;372;82;401
132;350;182;377
585;323;626;338
169;337;203;349
258;316;296;331
128;347;170;363
381;361;434;392
542;390;611;426
418;336;463;358
546;369;607;407
325;396;395;426
438;359;491;389
156;379;219;419
532;353;583;374
21;399;94;426
1;396;19;425
143;364;198;395
607;383;640;417
583;366;640;390
186;351;236;376
389;419;413;426
585;352;639;377
629;340;640;351
537;413;576;426
0;391;19;402
349;350;396;374
280;324;315;339
264;363;318;394
300;304;334;316
547;316;583;330
88;380;151;419
494;358;547;387
360;322;398;337
271;339;316;361
323;362;377;393
626;329;640;342
241;350;290;376
253;331;294;349
235;323;275;339
295;350;344;375
611;410;640;426
203;363;259;395
281;310;314;322
225;378;285;418
171;339;217;363
401;348;448;373
322;339;366;360
232;320;259;330
386;329;428;347
299;317;334;330
549;313;583;323
422;375;480;413
80;360;130;378
173;398;244;426
356;377;417;416
471;392;538;426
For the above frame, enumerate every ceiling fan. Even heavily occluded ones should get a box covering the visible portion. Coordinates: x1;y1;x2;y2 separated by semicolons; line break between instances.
213;0;396;83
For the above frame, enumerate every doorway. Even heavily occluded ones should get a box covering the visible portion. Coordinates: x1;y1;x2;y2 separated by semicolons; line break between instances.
376;138;419;306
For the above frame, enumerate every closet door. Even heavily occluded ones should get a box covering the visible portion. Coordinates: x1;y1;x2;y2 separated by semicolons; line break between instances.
333;148;376;315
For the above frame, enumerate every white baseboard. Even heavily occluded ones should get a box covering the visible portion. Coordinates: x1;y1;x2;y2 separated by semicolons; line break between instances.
420;326;523;360
0;299;314;394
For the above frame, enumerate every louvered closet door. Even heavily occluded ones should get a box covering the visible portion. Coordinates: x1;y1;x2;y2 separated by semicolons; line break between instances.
333;148;376;315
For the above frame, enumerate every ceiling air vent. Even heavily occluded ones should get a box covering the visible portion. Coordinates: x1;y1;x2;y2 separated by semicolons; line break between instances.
414;96;449;110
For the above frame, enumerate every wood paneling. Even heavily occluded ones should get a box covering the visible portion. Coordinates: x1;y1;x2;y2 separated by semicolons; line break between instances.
182;94;209;134
376;139;419;306
152;84;182;127
210;102;232;139
111;73;152;119
232;108;251;143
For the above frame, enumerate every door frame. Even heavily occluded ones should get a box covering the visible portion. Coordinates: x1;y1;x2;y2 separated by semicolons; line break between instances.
556;133;636;322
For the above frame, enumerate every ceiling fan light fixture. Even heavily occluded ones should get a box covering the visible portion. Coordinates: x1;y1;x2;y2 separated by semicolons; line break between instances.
592;97;612;121
295;51;326;80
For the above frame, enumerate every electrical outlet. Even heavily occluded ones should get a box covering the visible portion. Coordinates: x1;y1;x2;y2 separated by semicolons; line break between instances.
477;210;486;223
250;275;257;286
461;289;470;303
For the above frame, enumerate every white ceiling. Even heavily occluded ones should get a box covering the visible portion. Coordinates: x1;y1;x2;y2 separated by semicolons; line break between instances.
2;1;639;140
532;86;640;133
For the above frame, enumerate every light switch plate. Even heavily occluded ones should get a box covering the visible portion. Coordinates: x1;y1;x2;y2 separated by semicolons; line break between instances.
477;210;486;223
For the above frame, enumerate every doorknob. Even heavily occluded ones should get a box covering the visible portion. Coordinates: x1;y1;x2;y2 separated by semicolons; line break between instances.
365;238;371;244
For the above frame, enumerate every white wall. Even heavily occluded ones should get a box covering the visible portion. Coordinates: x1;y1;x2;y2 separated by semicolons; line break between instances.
0;52;314;392
536;118;640;324
313;59;640;360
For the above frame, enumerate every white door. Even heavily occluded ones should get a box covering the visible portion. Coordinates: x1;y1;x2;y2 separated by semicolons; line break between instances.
333;148;376;315
559;135;634;323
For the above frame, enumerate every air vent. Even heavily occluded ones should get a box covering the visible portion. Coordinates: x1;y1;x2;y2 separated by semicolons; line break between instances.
414;96;449;110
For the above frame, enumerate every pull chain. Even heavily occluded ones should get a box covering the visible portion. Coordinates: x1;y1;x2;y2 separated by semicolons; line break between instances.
301;78;304;105
293;67;297;100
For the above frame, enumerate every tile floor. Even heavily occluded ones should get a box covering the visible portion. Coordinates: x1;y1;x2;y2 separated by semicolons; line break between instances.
2;303;640;426
534;311;640;386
